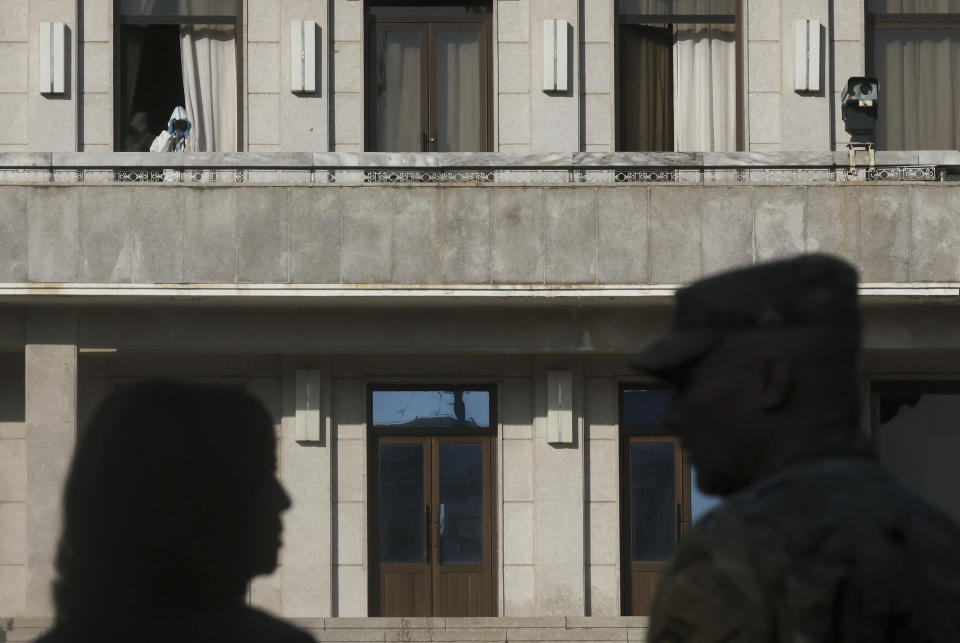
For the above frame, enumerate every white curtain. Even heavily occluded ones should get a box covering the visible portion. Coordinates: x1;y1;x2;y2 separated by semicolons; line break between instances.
436;30;481;152
875;29;960;150
180;24;237;152
376;31;421;151
673;22;736;152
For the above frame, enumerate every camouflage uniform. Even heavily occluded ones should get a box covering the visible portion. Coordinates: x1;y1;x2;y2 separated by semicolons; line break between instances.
648;437;960;643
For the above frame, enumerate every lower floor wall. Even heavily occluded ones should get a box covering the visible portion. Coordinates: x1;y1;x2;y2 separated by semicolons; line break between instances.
0;304;958;620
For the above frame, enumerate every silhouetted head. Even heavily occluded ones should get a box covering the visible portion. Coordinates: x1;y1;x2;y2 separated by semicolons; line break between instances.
53;381;290;638
632;254;863;496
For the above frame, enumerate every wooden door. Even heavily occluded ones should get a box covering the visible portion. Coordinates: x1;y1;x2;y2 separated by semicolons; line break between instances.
626;436;685;616
374;435;494;616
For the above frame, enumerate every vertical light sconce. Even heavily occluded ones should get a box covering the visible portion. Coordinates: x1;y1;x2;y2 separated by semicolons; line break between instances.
39;22;67;95
290;20;317;93
794;18;822;92
542;19;569;92
295;368;322;441
547;371;573;444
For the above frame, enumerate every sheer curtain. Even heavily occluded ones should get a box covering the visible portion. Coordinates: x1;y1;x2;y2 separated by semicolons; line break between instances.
180;24;237;152
436;30;481;152
673;22;736;151
376;31;421;151
876;29;960;150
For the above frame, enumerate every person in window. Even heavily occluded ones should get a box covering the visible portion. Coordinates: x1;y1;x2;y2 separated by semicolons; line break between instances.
632;254;960;642
36;382;313;643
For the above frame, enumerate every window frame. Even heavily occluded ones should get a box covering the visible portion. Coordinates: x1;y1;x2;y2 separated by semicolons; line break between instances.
112;0;244;151
614;0;745;152
618;384;694;616
364;1;494;152
366;383;498;616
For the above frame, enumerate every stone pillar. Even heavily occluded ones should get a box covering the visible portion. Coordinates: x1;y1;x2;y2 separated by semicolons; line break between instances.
332;0;364;151
280;0;330;151
532;358;585;615
279;357;334;616
24;309;78;616
780;0;831;151
28;0;78;151
583;0;615;152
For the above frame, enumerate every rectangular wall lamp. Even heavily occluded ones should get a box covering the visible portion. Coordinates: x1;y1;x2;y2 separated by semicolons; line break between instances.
794;18;822;92
290;20;317;93
39;22;67;95
295;368;322;441
547;371;573;444
542;19;569;92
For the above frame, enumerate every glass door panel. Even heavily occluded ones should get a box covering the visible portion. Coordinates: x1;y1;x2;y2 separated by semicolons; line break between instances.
374;25;427;151
379;442;427;563
627;436;682;617
377;438;431;616
630;441;677;562
433;25;484;152
437;442;484;563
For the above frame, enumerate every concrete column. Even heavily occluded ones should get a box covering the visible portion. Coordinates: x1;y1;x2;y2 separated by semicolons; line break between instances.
279;356;333;616
331;377;367;616
28;0;78;151
532;358;585;616
585;375;619;616
497;0;532;152
24;309;78;616
530;0;581;152
780;0;831;150
582;0;615;152
332;0;364;151
80;0;113;151
0;1;29;152
280;0;330;151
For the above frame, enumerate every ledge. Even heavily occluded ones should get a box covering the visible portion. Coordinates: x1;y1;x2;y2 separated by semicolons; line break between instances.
1;150;958;170
0;283;955;306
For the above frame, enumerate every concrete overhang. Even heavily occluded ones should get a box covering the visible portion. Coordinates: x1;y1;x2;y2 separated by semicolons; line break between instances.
0;283;956;307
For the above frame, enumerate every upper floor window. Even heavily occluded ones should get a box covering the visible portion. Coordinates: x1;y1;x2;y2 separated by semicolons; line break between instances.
365;1;493;152
866;0;960;150
616;0;742;152
116;0;241;152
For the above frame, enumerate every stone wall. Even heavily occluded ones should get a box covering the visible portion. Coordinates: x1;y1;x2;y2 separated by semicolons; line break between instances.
0;183;958;287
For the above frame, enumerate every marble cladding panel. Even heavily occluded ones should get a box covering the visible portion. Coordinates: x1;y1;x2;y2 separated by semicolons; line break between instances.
910;186;960;282
701;187;754;276
804;186;860;266
491;187;543;283
543;187;597;284
649;187;702;284
753;186;805;261
859;186;910;283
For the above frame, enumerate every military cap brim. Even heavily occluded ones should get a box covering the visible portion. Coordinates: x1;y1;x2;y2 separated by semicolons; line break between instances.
629;328;723;379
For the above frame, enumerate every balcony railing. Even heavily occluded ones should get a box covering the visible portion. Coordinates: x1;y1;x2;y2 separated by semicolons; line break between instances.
0;151;957;185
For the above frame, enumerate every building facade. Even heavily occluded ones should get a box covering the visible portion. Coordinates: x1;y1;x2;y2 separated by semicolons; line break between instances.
1;0;959;640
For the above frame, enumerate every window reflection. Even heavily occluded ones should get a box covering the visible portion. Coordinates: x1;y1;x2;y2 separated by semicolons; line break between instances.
631;442;676;562
373;389;490;428
623;388;671;428
690;467;723;522
438;443;483;563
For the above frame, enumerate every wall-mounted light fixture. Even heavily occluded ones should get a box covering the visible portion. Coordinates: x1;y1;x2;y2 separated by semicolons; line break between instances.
794;18;822;92
290;20;317;93
39;22;67;95
295;368;322;441
542;19;569;92
546;371;573;444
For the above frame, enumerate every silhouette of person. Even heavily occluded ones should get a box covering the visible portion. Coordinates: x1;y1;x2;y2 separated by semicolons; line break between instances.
631;254;960;642
36;382;313;643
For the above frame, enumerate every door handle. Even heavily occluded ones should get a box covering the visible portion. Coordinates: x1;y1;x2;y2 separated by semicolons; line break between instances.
425;504;430;562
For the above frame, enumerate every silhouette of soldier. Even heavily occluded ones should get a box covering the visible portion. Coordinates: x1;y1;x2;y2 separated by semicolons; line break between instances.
631;254;960;642
37;382;313;643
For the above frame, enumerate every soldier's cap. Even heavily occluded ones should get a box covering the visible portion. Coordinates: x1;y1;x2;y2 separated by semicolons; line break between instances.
630;254;861;378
